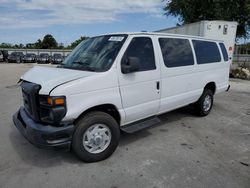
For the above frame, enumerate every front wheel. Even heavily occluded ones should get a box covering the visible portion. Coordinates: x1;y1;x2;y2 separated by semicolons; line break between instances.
194;89;214;116
72;111;120;162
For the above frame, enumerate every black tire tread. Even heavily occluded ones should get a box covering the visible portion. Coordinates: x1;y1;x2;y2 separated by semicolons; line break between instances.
72;111;120;162
194;89;214;116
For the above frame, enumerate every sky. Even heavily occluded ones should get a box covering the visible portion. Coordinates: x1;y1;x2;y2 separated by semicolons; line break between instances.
0;0;178;46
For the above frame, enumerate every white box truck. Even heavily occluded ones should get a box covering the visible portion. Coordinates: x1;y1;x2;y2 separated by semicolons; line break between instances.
156;20;238;62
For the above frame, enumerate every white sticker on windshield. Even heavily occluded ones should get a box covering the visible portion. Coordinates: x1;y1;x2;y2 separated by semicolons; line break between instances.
108;36;124;42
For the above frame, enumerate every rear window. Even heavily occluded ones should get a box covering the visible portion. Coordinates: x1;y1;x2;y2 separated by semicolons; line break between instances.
192;40;221;64
159;38;194;68
219;43;229;61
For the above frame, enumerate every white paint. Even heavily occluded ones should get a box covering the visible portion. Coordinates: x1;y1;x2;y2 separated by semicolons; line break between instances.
21;32;230;126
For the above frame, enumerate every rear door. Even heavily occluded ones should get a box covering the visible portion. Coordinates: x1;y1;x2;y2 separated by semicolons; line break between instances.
117;36;161;124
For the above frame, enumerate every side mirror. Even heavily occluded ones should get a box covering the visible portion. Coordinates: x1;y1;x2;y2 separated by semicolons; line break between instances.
121;57;140;74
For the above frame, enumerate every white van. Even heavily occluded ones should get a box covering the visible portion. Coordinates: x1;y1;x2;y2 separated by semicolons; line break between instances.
13;32;230;162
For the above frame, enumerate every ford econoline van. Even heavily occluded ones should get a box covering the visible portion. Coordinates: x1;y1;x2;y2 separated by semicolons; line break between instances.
13;32;230;162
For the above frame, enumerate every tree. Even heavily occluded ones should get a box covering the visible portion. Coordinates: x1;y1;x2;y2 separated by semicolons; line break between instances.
41;34;58;49
58;42;64;49
163;0;250;38
26;43;36;49
67;36;89;49
34;39;42;49
0;43;12;48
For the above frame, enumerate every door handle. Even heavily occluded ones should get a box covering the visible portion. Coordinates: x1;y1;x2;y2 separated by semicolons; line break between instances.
156;81;160;90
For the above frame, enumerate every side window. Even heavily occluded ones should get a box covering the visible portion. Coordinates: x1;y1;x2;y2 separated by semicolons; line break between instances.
219;43;229;61
192;40;221;64
159;38;194;67
122;37;156;72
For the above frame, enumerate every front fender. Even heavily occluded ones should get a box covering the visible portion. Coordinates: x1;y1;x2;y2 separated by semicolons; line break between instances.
62;87;125;125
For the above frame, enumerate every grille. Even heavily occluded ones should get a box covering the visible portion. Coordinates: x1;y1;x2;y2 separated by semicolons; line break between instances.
21;81;41;121
22;89;32;115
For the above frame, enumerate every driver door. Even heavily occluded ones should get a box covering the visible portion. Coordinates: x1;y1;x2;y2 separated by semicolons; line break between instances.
118;36;161;124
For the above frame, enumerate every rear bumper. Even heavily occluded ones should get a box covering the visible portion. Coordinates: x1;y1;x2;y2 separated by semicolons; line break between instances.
13;107;74;149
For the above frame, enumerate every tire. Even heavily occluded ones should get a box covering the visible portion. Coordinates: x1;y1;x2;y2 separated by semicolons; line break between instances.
194;89;214;116
72;111;120;162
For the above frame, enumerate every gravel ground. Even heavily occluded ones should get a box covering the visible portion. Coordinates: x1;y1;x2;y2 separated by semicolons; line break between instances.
0;63;249;188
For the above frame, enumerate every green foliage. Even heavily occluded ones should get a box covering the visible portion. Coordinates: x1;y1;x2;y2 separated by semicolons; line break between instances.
40;34;58;49
66;36;89;49
0;34;89;49
34;39;42;49
163;0;250;38
0;43;12;48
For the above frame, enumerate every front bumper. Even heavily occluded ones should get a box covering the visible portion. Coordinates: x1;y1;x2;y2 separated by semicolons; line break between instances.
23;59;35;63
13;107;74;149
37;60;49;64
8;59;17;63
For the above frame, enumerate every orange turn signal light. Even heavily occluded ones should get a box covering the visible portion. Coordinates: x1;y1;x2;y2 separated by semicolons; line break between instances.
47;97;53;105
47;97;65;105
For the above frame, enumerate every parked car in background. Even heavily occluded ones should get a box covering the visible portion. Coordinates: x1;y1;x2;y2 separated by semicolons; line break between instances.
37;53;50;64
0;51;3;62
8;52;24;63
63;54;69;59
51;53;63;64
1;50;8;62
23;53;37;63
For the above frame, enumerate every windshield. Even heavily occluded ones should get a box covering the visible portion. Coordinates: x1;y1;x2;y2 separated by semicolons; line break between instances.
53;54;62;58
62;34;127;72
26;53;35;57
40;53;49;57
16;52;23;56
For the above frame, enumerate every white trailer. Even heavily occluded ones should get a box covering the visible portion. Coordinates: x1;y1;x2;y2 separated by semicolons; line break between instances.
156;20;238;62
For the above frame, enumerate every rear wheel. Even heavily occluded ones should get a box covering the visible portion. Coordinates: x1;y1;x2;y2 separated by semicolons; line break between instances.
72;111;120;162
194;89;214;116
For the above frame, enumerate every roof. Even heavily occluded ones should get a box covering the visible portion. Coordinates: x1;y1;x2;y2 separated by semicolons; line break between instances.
105;32;224;42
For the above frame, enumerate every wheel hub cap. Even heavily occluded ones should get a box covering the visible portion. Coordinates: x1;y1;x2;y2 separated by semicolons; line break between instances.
203;95;212;112
83;124;111;154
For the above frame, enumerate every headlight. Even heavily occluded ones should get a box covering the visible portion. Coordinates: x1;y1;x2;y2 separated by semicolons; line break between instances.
39;95;66;125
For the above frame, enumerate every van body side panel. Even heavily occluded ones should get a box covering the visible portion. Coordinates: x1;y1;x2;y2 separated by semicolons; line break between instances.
157;36;229;115
189;41;230;95
185;63;230;96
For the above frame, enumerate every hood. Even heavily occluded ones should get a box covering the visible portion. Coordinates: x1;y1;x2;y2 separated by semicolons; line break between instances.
21;66;95;94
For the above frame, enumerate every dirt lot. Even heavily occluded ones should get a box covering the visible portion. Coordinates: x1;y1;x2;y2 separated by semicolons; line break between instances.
0;63;249;188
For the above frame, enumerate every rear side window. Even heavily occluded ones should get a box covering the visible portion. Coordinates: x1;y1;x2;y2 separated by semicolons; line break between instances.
122;37;156;72
219;43;229;61
159;38;194;67
192;40;221;64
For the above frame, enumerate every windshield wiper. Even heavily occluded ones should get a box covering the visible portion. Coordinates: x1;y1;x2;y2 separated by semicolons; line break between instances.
78;66;96;72
72;61;90;66
61;65;97;72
